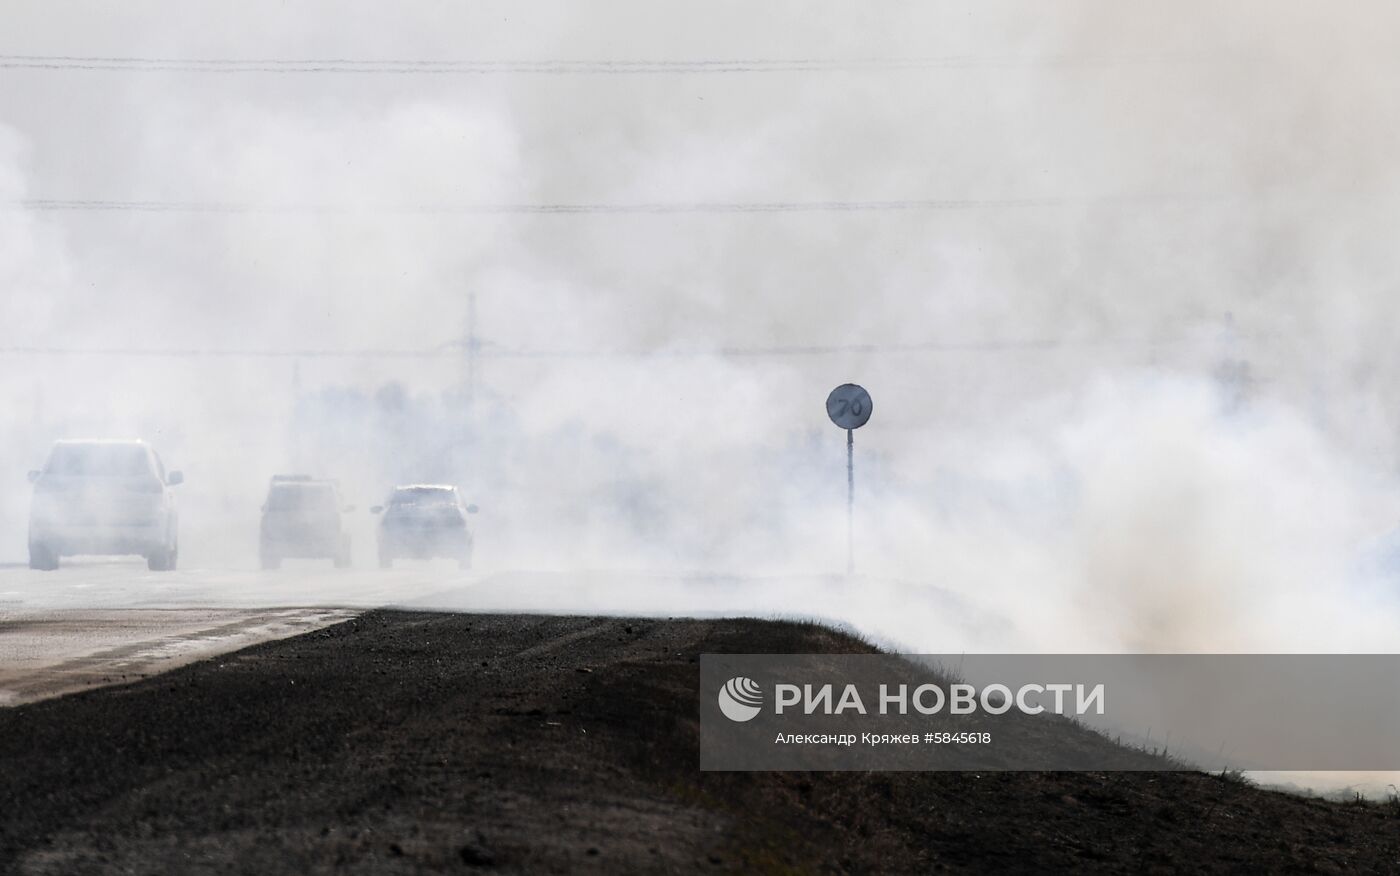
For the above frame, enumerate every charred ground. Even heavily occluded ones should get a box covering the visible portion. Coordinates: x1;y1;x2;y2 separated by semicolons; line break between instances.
1;611;1397;874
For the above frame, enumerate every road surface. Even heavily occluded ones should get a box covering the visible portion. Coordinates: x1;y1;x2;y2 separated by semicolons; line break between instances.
0;558;988;706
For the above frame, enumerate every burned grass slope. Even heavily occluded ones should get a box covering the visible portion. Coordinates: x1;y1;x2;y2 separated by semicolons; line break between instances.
0;610;1396;874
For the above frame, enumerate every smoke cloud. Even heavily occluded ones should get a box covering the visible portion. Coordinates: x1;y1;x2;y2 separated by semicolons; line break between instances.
2;0;1400;660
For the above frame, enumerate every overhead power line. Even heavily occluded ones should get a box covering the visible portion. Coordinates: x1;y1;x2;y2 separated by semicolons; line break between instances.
0;337;1195;361
0;53;1237;75
7;192;1230;215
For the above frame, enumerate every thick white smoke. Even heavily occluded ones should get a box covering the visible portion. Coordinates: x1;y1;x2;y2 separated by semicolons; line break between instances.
2;0;1399;662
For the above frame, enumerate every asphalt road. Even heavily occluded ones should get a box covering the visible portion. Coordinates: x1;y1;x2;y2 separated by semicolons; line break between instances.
0;607;363;705
0;558;455;705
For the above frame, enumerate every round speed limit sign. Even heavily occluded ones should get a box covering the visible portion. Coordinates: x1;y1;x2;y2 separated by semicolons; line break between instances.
826;383;873;430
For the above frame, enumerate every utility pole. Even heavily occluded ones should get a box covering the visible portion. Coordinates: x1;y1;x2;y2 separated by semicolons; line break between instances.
465;290;478;408
291;358;303;466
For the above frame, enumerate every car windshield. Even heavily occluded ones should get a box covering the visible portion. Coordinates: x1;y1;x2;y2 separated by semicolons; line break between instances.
266;484;337;513
45;444;151;477
389;488;455;508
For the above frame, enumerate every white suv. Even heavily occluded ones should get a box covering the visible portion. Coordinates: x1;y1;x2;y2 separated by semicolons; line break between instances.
27;439;184;571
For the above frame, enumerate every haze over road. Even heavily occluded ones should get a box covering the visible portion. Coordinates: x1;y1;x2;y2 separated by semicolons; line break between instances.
0;559;988;706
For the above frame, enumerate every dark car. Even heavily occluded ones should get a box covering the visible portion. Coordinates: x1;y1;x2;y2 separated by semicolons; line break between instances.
27;439;184;571
372;484;477;569
259;475;353;569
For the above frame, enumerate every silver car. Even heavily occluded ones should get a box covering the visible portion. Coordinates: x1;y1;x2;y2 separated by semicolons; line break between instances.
371;484;477;569
27;439;184;571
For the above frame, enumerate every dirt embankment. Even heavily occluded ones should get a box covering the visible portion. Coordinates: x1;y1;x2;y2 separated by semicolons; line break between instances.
1;611;1397;874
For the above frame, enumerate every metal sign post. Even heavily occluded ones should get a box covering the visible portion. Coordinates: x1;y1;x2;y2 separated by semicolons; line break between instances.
826;383;872;575
846;426;854;574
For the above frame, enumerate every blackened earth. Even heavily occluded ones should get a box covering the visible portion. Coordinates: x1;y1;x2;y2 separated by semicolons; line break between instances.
1;611;1397;873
